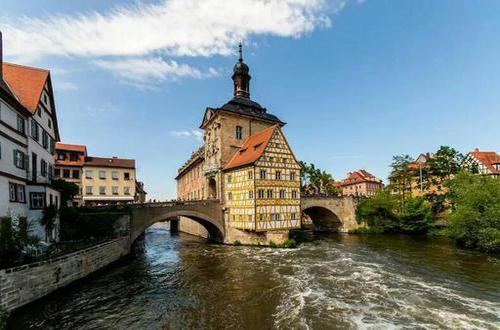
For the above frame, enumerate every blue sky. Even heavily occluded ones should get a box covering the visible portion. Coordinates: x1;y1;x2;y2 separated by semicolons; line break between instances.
2;0;500;199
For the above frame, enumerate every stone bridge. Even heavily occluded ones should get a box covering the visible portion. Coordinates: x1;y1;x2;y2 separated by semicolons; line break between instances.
301;196;359;232
125;196;359;244
129;200;224;243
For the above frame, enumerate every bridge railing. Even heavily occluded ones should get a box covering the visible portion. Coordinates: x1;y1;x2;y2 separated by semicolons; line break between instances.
130;199;221;209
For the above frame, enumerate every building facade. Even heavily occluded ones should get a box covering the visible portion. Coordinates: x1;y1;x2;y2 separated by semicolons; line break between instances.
0;32;61;242
463;149;500;177
55;143;138;206
176;45;301;237
340;170;383;197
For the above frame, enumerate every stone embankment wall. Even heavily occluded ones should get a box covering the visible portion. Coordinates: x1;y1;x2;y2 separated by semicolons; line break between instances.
0;237;130;312
178;216;208;238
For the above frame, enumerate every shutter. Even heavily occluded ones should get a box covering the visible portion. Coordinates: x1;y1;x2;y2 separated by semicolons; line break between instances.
13;149;17;167
24;153;29;172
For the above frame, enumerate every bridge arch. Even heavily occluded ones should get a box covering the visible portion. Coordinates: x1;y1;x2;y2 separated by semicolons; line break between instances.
129;201;225;244
302;205;343;232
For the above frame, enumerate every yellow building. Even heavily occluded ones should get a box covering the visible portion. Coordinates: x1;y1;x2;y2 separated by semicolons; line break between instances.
223;125;301;231
55;143;138;206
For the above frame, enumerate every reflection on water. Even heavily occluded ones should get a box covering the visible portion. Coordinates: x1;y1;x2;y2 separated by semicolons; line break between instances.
10;223;500;329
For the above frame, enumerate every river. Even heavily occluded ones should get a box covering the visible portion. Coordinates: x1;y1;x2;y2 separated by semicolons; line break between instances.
9;224;500;329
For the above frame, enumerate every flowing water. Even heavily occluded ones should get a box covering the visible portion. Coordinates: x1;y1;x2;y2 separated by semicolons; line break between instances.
9;224;500;329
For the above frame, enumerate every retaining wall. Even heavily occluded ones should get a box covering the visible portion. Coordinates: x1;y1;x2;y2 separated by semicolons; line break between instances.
0;237;130;312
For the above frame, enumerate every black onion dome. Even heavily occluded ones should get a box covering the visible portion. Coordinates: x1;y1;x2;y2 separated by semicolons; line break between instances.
233;60;249;74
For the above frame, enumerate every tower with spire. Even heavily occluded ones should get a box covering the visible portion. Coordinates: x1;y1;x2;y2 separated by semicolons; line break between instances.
232;43;251;98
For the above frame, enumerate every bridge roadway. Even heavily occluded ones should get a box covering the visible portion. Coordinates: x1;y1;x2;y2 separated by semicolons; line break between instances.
126;197;358;243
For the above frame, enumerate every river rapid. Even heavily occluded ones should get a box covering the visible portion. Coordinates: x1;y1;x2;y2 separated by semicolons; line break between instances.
9;223;500;329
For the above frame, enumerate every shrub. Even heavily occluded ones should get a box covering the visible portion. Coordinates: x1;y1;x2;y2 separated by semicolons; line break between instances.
60;208;122;242
356;190;400;233
269;241;278;248
400;197;433;234
446;172;500;252
282;239;297;248
233;240;242;246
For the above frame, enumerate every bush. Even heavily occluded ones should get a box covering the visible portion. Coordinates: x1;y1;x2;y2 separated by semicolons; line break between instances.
282;239;297;248
400;197;433;234
60;208;122;242
447;172;500;252
269;241;278;248
233;240;242;246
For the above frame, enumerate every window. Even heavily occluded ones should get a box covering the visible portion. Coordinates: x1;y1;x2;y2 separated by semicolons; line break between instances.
248;215;252;222
49;138;55;155
63;169;70;178
279;189;286;199
249;191;254;199
290;172;296;181
124;187;130;195
48;118;52;128
48;164;53;180
41;159;47;177
248;171;253;180
55;168;61;177
37;107;42;117
124;172;130;180
99;171;106;179
30;192;45;209
275;171;281;180
9;183;26;203
227;175;232;183
236;126;243;140
267;189;273;199
112;186;119;195
270;214;275;221
292;190;298;199
85;186;93;195
72;170;80;179
85;170;93;179
227;192;232;200
70;153;78;161
275;213;281;221
260;169;266;179
99;186;106;195
31;120;39;141
58;152;65;160
291;213;296;220
17;115;25;134
42;131;48;149
112;171;119;180
13;150;25;169
259;214;264;222
257;189;265;199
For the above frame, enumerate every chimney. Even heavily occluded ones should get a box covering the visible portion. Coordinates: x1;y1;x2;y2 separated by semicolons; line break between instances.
0;31;3;79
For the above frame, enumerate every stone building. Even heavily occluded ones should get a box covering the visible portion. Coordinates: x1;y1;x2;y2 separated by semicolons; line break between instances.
55;142;138;206
176;45;301;238
0;32;61;243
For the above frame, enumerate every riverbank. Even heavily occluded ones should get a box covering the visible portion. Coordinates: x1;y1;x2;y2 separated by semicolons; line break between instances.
9;226;500;329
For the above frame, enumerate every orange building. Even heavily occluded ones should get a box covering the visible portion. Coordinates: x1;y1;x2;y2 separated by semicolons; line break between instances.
335;170;383;197
463;149;500;177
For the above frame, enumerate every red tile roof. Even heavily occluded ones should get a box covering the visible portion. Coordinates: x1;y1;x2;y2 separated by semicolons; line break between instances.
56;142;87;154
341;170;382;186
224;124;278;170
470;151;500;174
2;62;48;113
85;156;135;169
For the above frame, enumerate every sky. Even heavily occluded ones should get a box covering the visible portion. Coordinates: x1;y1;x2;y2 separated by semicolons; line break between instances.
1;0;499;199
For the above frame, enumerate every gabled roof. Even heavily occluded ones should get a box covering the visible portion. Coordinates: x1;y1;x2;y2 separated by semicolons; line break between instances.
469;151;500;174
224;124;279;171
341;170;382;186
2;62;49;113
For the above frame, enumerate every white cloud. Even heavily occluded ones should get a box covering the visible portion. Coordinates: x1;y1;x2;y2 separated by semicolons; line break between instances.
1;0;336;61
170;130;203;141
56;81;79;91
93;57;219;88
0;0;353;88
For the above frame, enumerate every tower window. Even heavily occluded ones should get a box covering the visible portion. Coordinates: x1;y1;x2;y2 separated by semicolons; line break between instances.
236;126;243;140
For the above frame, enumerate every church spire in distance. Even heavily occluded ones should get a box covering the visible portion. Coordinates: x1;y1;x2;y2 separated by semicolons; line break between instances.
232;42;251;98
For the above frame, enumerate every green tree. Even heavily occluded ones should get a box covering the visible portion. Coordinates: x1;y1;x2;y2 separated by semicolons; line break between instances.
446;172;500;252
51;179;79;208
299;161;338;196
356;190;400;233
388;154;414;211
41;205;58;242
426;146;464;189
400;197;433;234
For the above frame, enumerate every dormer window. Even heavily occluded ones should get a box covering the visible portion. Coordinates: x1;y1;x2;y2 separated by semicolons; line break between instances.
254;143;262;150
